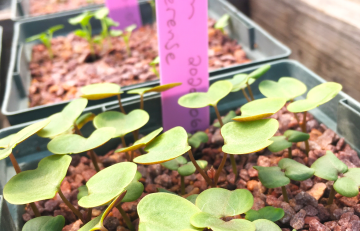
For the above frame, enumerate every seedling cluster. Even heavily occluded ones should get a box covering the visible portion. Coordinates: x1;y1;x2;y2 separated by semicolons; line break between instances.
1;64;348;231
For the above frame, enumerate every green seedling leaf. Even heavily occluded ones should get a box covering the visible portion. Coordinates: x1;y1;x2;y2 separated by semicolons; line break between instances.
188;132;209;148
157;188;177;195
214;110;236;127
73;30;88;39
284;130;310;142
104;17;118;27
125;24;137;32
196;188;253;217
227;74;255;92
221;119;279;154
187;194;198;204
268;136;292;153
190;212;255;231
79;162;137;208
4;155;71;204
94;110;149;138
22;215;65;231
122;181;144;202
214;14;231;30
75;112;95;129
115;127;163;153
162;156;188;171
128;83;182;96
259;77;307;101
48;25;64;33
77;185;88;201
150;56;160;65
311;151;348;181
254;166;290;188
110;29;123;37
81;83;123;100
178;160;208;177
245;206;284;222
138;193;201;231
0;120;49;160
287;82;342;113
334;168;360;197
233;98;286;122
48;127;115;154
78;213;102;231
253;219;282;231
69;11;93;25
134;127;191;165
178;81;232;108
38;98;88;138
94;7;109;19
278;158;314;181
248;65;271;80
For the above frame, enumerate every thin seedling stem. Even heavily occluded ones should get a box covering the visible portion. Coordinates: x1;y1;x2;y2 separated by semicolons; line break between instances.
281;186;289;203
328;186;336;205
188;149;213;186
246;82;255;100
214;152;228;186
140;94;144;110
288;147;292;159
181;176;185;195
74;123;83;136
241;88;251;102
58;188;84;222
213;105;224;127
290;100;300;123
117;204;135;231
29;203;41;217
117;95;126;114
89;150;101;172
121;137;131;161
229;155;238;182
300;111;310;156
87;208;92;223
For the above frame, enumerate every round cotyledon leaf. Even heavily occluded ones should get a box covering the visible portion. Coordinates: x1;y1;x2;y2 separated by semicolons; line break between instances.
268;136;292;153
178;160;208;176
334;168;360;198
253;219;282;231
138;193;202;231
195;188;253;217
190;212;255;231
284;130;310;142
48;127;115;154
22;215;65;231
227;74;255;92
278;158;314;181
0;119;50;161
178;81;232;108
115;127;163;153
311;151;348;181
188;132;209;148
38;98;88;138
161;156;188;171
259;77;307;101
287;82;342;113
133;127;191;165
233;98;286;122
78;162;137;208
253;166;290;188
80;83;123;100
75;112;95;129
4;155;71;204
77;185;88;201
128;83;182;96
221;119;279;155
245;206;284;222
93;109;149;138
248;64;271;80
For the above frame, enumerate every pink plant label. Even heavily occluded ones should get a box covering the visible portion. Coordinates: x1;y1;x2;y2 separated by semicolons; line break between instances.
105;0;142;30
156;0;209;132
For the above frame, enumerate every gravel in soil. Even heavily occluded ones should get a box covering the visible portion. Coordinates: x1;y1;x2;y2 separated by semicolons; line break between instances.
28;19;251;107
20;104;360;231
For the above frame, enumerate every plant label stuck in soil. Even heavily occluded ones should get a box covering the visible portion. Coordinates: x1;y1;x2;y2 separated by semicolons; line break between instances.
156;0;210;132
105;0;142;30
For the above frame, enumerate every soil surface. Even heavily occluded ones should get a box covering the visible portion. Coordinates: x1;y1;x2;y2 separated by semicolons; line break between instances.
29;0;103;16
28;19;251;107
21;104;360;231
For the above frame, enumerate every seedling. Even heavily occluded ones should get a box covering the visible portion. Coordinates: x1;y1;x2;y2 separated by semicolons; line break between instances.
245;206;284;222
3;155;84;221
254;158;314;202
69;11;96;56
188;131;209;148
93;109;149;159
232;97;286;122
221;119;279;184
122;24;137;56
22;215;65;231
75;112;96;130
150;56;160;78
128;82;182;109
26;25;64;59
311;151;360;204
287;82;342;155
213;110;236;127
268;130;310;158
214;14;230;34
227;74;255;102
162;156;208;195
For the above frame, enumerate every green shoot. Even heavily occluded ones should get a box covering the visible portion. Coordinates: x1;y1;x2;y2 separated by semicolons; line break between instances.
150;56;160;78
122;24;137;56
214;14;230;34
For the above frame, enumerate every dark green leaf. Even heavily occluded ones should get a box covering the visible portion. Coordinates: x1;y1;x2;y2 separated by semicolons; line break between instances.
254;166;290;188
245;206;284;222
